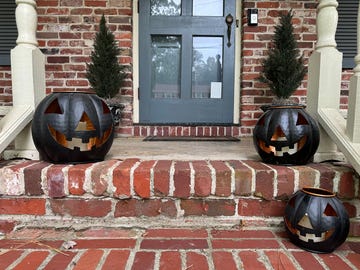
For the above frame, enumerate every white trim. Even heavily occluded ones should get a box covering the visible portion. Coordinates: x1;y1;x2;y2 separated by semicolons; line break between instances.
132;1;241;124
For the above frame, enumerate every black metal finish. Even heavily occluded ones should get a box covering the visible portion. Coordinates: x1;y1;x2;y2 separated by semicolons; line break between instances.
253;105;320;165
225;13;234;47
284;187;350;253
32;92;114;163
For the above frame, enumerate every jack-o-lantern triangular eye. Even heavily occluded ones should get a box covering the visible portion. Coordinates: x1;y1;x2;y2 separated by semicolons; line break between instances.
45;98;63;114
296;112;308;125
323;203;338;217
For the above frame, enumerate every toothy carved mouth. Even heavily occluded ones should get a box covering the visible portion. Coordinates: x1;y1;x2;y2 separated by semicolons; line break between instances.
48;124;113;151
258;136;307;157
297;230;334;243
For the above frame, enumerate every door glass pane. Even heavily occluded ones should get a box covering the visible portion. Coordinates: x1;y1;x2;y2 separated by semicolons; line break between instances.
150;0;181;16
151;36;181;99
193;0;223;16
192;37;223;99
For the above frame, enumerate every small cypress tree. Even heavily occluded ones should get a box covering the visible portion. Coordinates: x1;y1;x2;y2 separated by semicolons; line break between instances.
86;15;126;99
258;11;306;101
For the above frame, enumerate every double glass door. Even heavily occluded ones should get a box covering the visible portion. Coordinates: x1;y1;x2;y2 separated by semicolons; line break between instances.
139;0;236;124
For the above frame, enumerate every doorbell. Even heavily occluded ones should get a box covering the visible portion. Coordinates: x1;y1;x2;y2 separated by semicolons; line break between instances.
247;8;258;26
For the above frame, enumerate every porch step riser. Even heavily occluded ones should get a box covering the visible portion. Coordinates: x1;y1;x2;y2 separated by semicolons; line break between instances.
0;159;359;235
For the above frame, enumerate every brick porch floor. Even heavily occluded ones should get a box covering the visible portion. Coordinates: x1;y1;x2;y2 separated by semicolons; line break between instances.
1;227;360;270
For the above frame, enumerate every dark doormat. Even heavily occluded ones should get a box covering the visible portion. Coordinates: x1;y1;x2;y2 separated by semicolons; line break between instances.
143;136;240;142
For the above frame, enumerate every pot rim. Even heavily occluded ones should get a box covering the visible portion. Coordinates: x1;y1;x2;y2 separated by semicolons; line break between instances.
301;186;336;197
52;90;96;94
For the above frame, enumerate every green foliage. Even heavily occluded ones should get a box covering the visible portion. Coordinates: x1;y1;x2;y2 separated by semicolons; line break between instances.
258;11;307;99
86;15;126;99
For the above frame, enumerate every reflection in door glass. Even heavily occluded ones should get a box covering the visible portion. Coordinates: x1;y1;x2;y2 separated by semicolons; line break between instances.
151;36;181;99
193;0;223;16
150;0;181;16
192;37;223;99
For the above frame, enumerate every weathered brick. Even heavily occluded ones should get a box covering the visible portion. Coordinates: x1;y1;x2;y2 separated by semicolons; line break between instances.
210;161;232;197
293;165;318;188
131;252;155;270
336;167;356;199
72;249;104;269
141;239;208;250
213;251;238;270
50;199;112;217
102;250;130;269
133;160;156;198
90;160;118;196
0;220;17;234
180;199;236;217
159;251;182;270
268;164;295;199
24;162;50;195
112;158;139;198
192;161;212;197
68;163;92;195
46;165;67;198
227;160;253;196
265;251;298;270
11;251;50;269
238;198;286;217
153;160;172;196
114;199;177;218
291;251;326;269
173;161;191;198
309;163;336;191
0;198;46;215
186;252;209;270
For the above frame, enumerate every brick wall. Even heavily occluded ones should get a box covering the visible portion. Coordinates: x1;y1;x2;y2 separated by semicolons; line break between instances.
0;0;353;137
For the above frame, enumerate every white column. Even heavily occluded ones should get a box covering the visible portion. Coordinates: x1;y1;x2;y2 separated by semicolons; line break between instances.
307;0;344;161
346;1;360;143
3;0;46;160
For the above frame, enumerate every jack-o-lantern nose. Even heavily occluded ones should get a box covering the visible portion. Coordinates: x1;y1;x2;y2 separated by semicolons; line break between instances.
271;126;286;141
298;213;313;229
75;112;96;131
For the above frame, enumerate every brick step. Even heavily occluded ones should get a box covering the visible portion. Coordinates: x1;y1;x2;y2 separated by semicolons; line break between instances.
0;159;359;236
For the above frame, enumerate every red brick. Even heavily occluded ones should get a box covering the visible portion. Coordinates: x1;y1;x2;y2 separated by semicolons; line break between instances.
192;161;212;197
46;165;66;198
43;251;76;270
153;160;172;196
265;251;298;270
294;165;318;188
268;165;295;198
159;251;182;270
211;229;275;239
309;163;336;191
24;162;49;195
131;252;155;270
318;253;353;270
211;161;232;196
112;159;139;198
238;251;267;270
50;199;112;217
114;199;177;217
213;251;237;270
186;252;209;270
102;250;130;269
144;228;208;238
68;163;92;195
228;160;253;196
213;239;280;249
0;220;17;234
346;253;360;269
12;251;49;270
141;239;208;250
0;250;23;269
0;198;46;215
72;249;104;270
181;199;236;216
90;160;118;195
173;161;191;198
74;239;136;249
337;168;356;199
238;198;286;217
291;251;326;270
133;160;156;198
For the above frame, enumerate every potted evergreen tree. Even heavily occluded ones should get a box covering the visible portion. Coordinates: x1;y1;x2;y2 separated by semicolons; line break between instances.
86;14;127;125
253;11;319;165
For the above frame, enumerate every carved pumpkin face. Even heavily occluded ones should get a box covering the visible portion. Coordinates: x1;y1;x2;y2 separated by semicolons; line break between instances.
284;187;349;253
253;106;319;165
32;92;114;163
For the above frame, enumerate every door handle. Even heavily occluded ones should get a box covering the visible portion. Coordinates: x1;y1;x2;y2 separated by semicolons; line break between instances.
225;13;234;47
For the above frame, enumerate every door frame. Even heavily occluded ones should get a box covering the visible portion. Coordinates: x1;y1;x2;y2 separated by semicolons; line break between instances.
132;0;241;124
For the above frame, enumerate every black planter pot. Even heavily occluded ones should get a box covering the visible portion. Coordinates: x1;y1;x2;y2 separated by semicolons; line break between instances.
284;187;349;253
32;91;114;163
253;104;320;165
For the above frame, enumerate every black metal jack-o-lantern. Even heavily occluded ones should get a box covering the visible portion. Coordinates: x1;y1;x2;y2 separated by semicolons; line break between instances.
32;92;114;163
284;187;349;253
253;105;320;165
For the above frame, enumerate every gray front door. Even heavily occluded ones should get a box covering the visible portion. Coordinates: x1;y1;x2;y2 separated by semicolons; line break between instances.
139;0;236;124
